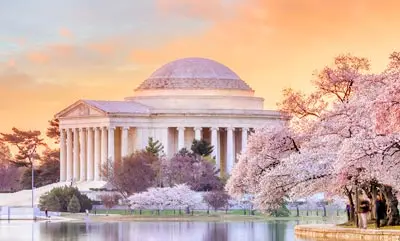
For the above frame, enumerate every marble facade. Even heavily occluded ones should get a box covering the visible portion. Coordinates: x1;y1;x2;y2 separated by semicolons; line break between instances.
56;57;283;182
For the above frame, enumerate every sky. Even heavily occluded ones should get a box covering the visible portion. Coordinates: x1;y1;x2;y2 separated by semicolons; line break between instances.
1;0;400;135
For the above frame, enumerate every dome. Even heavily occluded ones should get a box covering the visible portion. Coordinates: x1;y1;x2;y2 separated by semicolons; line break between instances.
135;57;252;91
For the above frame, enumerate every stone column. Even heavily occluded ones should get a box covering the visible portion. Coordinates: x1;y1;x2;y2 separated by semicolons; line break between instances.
108;127;115;163
194;127;202;140
94;127;101;181
241;127;249;153
87;127;94;181
177;127;185;151
59;129;66;182
121;127;129;159
211;127;219;170
79;128;87;181
101;127;108;180
66;128;73;182
73;128;79;181
226;127;235;174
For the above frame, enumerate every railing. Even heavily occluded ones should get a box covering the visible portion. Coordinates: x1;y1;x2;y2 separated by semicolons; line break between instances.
0;206;60;220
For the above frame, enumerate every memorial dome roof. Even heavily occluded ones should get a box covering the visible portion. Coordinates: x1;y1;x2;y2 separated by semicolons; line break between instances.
135;57;252;91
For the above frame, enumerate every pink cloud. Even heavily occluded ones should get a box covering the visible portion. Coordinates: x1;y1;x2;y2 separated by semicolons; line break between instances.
156;0;227;20
7;59;15;68
59;28;73;38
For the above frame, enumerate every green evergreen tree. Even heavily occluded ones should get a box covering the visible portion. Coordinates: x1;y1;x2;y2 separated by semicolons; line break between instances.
45;195;61;212
177;148;192;156
67;195;81;213
272;202;291;217
39;186;92;212
145;137;164;157
191;139;214;157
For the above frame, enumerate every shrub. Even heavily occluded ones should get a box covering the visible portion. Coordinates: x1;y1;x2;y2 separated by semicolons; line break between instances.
67;195;81;213
39;186;92;212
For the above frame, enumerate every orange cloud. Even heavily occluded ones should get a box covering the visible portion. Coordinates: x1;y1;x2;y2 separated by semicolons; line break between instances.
26;52;49;64
49;44;74;57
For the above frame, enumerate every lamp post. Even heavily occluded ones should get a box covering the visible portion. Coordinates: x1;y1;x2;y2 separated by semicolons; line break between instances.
30;149;37;209
31;159;35;208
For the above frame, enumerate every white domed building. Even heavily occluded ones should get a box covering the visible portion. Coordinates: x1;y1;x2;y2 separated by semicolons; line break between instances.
56;57;283;182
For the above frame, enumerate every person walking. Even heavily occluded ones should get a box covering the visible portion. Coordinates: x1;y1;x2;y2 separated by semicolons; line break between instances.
359;199;370;229
375;194;385;228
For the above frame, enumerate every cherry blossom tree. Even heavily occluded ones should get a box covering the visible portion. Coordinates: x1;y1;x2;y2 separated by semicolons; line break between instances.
128;184;202;213
227;53;400;224
162;152;222;191
101;151;159;201
226;124;303;211
99;193;121;215
203;191;230;211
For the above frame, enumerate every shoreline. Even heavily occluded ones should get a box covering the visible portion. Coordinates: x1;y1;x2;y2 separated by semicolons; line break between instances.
60;213;332;223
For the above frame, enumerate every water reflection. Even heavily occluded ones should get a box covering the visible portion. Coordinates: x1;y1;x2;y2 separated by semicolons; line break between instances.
0;220;341;241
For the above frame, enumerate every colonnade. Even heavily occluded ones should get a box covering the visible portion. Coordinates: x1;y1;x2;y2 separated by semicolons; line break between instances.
59;127;115;182
176;127;249;174
59;126;250;182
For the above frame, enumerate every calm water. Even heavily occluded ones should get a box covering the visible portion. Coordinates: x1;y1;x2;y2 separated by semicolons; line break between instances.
0;220;338;241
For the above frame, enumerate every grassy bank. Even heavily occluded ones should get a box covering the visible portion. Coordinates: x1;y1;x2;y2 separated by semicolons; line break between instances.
61;209;341;223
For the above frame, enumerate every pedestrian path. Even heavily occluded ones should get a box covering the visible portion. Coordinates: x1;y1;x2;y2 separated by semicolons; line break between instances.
295;224;400;240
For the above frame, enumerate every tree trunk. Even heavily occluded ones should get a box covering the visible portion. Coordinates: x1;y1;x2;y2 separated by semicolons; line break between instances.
323;206;326;217
185;207;190;214
355;187;360;227
346;191;355;222
381;185;400;226
371;184;377;220
296;206;299;217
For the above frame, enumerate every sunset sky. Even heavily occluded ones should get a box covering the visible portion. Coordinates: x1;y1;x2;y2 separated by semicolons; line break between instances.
1;0;400;135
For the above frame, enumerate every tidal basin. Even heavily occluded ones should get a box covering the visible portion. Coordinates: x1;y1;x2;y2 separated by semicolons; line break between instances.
0;220;344;241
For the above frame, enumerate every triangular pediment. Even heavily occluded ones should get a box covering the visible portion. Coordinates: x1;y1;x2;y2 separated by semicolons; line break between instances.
56;100;106;118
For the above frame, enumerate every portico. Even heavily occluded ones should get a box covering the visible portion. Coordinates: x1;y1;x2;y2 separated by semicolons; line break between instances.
56;57;283;182
57;111;265;182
